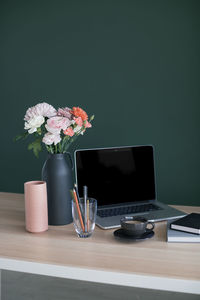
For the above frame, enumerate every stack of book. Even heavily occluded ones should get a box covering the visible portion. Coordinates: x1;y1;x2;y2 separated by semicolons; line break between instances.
167;213;200;243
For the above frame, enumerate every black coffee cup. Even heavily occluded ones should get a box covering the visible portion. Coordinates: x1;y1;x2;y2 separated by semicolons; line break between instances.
120;216;155;237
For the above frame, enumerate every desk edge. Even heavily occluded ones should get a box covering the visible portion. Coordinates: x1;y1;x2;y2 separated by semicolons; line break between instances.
0;257;199;295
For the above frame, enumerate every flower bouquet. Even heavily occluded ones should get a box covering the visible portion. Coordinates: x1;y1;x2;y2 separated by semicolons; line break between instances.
16;102;94;157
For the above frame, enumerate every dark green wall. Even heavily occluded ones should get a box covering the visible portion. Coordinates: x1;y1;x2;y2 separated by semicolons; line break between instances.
0;0;199;205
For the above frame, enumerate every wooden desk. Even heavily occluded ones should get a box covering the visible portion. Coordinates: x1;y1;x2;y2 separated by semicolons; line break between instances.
0;192;200;295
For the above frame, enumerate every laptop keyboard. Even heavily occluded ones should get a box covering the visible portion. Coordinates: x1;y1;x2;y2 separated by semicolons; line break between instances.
97;203;161;218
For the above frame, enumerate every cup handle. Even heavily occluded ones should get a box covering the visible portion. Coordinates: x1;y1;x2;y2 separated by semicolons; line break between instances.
146;221;155;231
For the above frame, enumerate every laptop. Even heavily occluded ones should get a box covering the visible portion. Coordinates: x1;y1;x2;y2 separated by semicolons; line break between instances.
74;145;186;229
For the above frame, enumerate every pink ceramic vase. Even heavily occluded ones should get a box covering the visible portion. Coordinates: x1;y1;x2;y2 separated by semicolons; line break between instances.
24;181;48;233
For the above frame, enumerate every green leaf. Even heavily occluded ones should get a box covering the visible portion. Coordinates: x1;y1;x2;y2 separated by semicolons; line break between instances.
14;131;29;142
28;138;42;158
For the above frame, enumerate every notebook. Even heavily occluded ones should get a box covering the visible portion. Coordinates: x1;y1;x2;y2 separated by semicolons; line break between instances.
170;213;200;234
167;220;200;243
74;145;186;229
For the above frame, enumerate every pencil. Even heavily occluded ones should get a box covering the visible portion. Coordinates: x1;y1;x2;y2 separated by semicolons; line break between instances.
87;199;90;230
83;186;88;232
72;189;85;232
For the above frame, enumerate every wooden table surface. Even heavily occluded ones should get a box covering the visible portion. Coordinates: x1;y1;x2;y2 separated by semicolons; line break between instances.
0;192;200;294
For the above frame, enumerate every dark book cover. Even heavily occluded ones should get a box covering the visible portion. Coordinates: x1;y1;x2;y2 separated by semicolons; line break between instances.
170;213;200;234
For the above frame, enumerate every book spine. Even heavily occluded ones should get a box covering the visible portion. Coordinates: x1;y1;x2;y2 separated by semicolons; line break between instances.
171;224;200;235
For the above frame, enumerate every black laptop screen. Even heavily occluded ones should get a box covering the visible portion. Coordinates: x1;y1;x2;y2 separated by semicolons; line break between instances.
75;146;156;207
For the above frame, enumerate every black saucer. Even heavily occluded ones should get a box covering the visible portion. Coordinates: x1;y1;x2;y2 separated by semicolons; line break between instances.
113;228;154;241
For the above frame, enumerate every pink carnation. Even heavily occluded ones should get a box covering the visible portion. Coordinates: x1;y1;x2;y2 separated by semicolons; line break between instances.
24;102;57;121
85;121;92;128
74;117;83;127
57;107;72;119
45;116;71;134
42;132;61;145
64;127;74;137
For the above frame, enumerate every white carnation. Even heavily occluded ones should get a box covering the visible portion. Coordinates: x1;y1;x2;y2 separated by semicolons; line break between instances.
24;115;45;134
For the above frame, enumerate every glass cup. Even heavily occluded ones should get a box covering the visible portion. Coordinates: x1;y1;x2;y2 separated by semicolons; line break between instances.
72;198;97;238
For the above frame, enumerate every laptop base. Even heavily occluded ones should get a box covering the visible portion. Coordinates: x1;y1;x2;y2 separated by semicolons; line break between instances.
96;201;186;229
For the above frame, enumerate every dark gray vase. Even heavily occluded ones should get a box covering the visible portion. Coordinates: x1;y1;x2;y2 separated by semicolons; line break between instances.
41;153;73;225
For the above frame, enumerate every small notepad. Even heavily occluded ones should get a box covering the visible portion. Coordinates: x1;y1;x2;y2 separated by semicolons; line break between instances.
170;213;200;235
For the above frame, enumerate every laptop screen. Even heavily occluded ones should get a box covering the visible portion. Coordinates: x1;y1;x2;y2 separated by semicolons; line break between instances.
75;145;156;207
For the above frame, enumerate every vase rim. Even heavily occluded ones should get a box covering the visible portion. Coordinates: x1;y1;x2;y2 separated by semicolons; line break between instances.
47;153;69;160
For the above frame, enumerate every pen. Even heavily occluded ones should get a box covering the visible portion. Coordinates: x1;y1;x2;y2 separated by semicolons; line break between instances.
74;183;84;217
74;183;80;203
83;186;88;232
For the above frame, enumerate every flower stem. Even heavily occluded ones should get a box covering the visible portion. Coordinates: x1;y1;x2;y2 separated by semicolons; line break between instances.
58;142;62;153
